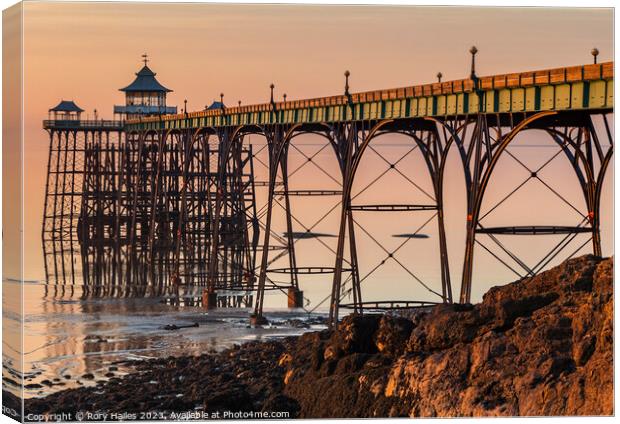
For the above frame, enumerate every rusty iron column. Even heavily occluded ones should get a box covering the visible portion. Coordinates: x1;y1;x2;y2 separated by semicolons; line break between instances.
205;127;234;308
329;123;357;327
251;125;287;325
278;147;303;307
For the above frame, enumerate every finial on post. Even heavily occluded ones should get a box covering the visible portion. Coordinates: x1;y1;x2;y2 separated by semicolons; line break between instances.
270;83;275;104
469;46;478;79
437;72;443;83
183;99;187;115
238;100;242;107
344;70;350;97
591;47;599;64
283;93;287;102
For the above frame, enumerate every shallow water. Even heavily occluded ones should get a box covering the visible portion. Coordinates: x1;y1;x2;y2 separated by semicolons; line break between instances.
3;281;327;399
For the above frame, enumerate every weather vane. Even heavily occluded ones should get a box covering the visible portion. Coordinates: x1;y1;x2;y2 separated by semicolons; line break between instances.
142;53;149;66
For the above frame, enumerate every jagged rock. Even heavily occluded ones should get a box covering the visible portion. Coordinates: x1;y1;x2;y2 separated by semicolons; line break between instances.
283;255;613;417
374;315;414;356
332;315;382;355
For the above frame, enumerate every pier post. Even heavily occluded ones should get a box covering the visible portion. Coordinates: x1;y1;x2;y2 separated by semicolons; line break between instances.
202;290;218;309
287;287;304;308
249;313;269;326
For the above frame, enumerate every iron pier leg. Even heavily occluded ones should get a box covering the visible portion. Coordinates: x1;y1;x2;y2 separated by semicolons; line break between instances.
280;154;301;307
346;207;362;314
252;145;279;325
252;172;275;325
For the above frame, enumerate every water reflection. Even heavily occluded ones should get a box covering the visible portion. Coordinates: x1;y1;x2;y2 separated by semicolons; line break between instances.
41;132;260;303
3;282;325;399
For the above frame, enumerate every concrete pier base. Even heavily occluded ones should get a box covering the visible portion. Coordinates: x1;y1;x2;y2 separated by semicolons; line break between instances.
249;313;269;327
202;291;218;309
287;288;304;308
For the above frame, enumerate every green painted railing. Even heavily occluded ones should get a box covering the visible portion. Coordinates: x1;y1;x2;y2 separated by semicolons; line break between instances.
126;61;613;132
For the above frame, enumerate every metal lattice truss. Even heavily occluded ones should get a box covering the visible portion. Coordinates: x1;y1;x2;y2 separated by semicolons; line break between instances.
429;111;613;303
42;106;612;328
242;108;612;325
40;57;615;323
42;127;260;307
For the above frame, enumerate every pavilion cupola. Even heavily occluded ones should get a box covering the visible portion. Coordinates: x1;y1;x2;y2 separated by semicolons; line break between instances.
114;54;177;120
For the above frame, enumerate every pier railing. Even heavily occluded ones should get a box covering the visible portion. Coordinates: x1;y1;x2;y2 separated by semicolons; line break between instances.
126;61;613;131
43;120;124;130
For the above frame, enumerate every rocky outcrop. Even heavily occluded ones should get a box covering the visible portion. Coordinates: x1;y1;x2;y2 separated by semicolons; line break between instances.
24;255;612;418
283;255;613;417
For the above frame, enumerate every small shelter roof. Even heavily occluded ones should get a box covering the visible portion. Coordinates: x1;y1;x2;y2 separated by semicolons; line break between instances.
49;100;84;113
207;101;225;110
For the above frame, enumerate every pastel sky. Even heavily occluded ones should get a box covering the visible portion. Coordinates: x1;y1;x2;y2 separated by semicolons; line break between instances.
22;3;613;119
13;2;615;307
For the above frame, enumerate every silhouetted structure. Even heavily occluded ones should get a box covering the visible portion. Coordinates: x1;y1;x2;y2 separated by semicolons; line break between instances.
43;52;614;326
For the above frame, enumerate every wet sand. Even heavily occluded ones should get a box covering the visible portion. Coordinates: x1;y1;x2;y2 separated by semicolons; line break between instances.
3;281;327;400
